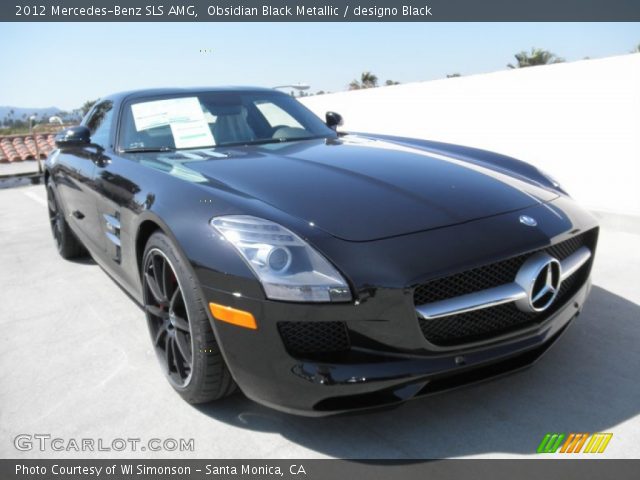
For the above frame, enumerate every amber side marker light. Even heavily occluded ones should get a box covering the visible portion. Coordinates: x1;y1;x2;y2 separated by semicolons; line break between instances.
209;303;257;330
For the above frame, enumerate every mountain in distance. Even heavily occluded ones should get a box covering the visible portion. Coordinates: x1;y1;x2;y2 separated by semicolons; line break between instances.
0;106;82;125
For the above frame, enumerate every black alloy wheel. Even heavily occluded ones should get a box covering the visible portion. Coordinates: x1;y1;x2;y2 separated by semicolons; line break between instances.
142;231;236;403
143;248;194;388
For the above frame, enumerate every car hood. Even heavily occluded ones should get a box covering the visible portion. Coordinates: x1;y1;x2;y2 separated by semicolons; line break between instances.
154;136;558;241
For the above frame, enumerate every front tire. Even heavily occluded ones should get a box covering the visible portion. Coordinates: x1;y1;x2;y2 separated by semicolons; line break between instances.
142;231;236;403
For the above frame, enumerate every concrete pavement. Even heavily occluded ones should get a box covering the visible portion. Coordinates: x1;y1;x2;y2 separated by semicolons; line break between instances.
1;184;639;459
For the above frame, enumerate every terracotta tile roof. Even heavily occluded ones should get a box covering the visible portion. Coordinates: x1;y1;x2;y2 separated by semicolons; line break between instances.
0;134;56;163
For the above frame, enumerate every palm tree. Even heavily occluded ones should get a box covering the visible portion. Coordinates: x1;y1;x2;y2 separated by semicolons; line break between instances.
507;48;565;69
349;71;379;90
361;71;378;88
634;43;640;53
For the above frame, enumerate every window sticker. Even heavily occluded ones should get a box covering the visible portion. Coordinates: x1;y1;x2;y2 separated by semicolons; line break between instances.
131;97;215;148
131;97;200;131
170;120;215;149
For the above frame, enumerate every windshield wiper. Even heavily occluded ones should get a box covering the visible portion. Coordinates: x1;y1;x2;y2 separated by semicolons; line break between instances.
217;135;329;148
215;138;284;148
120;135;329;152
120;146;175;153
275;135;329;144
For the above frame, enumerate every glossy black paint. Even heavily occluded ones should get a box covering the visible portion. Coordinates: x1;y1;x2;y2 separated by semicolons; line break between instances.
45;87;598;415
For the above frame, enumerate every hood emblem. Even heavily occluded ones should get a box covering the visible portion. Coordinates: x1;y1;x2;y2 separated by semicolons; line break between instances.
519;215;538;227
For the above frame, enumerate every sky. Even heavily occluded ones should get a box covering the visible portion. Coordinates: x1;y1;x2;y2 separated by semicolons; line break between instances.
0;22;638;110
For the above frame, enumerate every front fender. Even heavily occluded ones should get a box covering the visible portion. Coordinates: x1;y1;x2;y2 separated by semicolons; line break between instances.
355;132;568;195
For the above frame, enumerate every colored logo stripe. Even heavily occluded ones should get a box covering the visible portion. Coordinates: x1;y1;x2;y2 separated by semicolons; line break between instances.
537;433;565;453
560;433;589;453
537;433;613;454
584;433;613;454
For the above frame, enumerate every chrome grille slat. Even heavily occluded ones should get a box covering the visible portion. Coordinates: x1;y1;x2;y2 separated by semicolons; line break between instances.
415;229;598;346
416;246;591;320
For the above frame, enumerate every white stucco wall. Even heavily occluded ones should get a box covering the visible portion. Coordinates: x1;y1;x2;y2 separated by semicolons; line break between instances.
301;54;640;216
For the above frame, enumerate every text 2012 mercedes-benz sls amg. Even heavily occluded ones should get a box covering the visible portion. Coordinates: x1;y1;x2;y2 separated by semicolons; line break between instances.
45;87;598;415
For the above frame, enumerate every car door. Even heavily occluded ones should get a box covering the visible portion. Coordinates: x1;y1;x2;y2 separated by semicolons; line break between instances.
91;101;144;283
93;156;143;271
70;100;118;254
52;103;115;252
52;144;96;248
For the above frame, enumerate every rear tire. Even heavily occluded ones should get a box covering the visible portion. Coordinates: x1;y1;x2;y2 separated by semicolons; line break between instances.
142;231;236;403
46;179;86;259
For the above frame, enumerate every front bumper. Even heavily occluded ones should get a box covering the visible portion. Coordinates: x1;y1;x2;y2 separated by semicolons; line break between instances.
201;275;591;416
194;197;598;416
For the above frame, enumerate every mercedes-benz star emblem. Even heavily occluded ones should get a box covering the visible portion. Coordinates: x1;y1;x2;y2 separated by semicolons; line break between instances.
515;253;562;313
530;260;561;311
519;215;538;227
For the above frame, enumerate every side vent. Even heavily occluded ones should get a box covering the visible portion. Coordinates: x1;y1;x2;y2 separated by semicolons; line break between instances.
103;213;122;263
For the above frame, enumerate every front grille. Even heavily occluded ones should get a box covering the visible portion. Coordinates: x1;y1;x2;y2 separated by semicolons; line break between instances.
415;229;597;346
278;321;350;357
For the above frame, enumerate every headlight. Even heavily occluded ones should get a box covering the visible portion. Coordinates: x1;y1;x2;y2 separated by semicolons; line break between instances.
210;216;351;303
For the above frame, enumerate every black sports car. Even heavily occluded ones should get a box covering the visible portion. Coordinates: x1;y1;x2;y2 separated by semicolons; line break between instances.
45;87;598;415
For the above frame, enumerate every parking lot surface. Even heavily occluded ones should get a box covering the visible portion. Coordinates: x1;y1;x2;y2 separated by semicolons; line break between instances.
1;184;639;459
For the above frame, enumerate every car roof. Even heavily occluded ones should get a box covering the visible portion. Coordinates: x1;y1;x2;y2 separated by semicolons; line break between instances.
102;86;283;104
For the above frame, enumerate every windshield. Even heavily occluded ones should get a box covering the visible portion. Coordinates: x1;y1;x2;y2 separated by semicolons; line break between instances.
118;91;336;151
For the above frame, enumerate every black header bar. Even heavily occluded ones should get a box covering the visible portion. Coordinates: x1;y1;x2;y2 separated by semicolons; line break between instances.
3;0;640;22
2;459;640;480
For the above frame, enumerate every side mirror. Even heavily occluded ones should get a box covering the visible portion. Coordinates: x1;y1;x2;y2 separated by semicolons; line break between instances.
55;125;91;148
325;111;344;130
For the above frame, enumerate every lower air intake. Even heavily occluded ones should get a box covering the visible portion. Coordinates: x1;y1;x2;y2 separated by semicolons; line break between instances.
278;321;351;356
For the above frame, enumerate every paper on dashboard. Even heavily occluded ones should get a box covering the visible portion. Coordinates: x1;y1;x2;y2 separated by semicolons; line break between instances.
131;97;203;130
170;120;215;149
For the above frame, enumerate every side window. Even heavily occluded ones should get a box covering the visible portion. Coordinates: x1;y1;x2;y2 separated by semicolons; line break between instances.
86;101;114;148
254;100;303;129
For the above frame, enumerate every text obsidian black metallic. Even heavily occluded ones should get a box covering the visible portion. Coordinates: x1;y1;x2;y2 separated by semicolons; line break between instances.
45;87;598;415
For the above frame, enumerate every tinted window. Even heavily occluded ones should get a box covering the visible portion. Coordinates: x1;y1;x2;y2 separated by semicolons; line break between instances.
254;100;303;129
118;91;335;151
86;101;114;148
